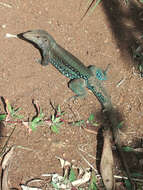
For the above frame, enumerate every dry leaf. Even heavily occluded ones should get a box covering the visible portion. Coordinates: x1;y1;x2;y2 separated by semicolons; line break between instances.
1;146;15;170
100;129;115;190
21;185;42;190
1;146;15;190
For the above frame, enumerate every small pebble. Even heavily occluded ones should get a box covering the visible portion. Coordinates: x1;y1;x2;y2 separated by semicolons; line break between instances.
1;24;6;28
104;39;108;43
48;20;52;24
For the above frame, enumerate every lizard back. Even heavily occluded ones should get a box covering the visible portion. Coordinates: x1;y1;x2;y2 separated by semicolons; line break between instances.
48;43;92;80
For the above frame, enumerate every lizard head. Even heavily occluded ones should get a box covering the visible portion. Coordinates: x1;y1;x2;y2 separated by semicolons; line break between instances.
17;29;56;50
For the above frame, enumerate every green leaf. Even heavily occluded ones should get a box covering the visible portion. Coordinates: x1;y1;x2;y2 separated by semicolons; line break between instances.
51;182;59;190
57;105;61;113
7;101;13;113
69;168;76;182
36;121;43;126
39;110;44;118
30;122;37;131
54;117;61;123
124;179;132;190
122;146;134;152
14;114;24;119
90;0;102;12
131;173;143;177
89;173;97;190
140;0;143;3
30;120;44;131
32;117;41;123
117;121;124;129
51;125;59;133
32;112;44;123
14;107;22;114
51;114;55;122
92;122;99;127
73;120;85;127
88;114;95;122
0;114;6;121
139;64;143;72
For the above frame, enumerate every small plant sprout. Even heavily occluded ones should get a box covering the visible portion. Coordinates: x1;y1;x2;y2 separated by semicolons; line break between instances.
117;121;124;129
87;113;99;127
71;120;85;127
5;99;23;121
71;113;99;129
57;104;65;117
0;114;6;121
50;105;65;133
122;146;134;152
82;0;102;20
69;168;76;182
29;108;44;131
89;172;98;190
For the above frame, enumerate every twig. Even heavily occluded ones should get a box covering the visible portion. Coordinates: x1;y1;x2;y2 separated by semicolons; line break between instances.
116;78;126;87
0;127;16;157
81;0;95;20
78;152;98;173
0;2;12;8
78;147;96;160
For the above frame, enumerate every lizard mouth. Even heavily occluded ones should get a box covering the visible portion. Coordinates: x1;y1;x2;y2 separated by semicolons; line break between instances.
17;31;32;40
17;31;39;47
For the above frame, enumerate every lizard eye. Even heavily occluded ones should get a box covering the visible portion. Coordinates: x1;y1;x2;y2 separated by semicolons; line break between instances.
37;35;40;38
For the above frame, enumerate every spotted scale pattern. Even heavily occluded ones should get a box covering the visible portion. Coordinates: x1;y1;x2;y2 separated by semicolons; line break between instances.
49;55;88;80
87;84;106;104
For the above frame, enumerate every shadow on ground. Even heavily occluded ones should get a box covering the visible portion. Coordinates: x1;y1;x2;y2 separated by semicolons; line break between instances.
93;108;123;171
102;0;143;68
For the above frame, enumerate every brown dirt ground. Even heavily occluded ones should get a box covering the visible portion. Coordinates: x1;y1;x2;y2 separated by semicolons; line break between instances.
0;0;143;189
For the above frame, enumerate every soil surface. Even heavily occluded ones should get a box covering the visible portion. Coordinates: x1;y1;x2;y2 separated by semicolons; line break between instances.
0;0;143;189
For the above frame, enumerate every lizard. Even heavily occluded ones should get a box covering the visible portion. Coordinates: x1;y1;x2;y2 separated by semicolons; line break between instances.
17;29;112;110
17;30;135;188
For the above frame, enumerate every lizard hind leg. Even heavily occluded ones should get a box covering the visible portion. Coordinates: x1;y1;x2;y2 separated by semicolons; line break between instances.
68;78;87;98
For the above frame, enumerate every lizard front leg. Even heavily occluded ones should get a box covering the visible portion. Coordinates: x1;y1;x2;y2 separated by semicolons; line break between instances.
68;78;87;98
40;49;51;66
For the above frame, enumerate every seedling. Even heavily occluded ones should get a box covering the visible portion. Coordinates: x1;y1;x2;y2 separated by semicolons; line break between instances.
88;0;102;12
117;121;124;129
88;172;98;190
50;105;65;133
0;99;23;122
124;179;132;190
122;146;134;152
69;168;76;182
72;120;85;127
5;99;23;121
82;0;102;20
0;114;6;121
29;109;44;131
71;113;99;129
87;113;99;127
